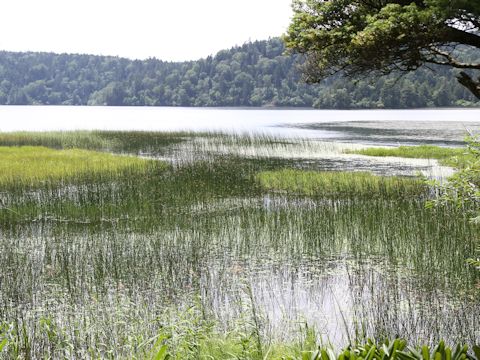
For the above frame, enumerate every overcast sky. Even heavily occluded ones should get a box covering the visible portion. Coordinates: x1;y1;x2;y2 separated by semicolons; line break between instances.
0;0;293;61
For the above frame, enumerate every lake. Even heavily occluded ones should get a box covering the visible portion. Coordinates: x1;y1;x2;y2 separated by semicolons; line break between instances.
0;106;479;358
1;106;480;144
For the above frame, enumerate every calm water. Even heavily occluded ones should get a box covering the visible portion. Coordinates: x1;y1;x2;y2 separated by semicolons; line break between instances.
1;106;480;145
0;107;479;355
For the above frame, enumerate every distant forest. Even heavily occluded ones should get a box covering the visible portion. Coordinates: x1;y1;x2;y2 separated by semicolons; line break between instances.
0;38;478;108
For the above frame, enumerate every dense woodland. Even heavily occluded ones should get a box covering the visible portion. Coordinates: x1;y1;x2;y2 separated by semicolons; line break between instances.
0;38;478;108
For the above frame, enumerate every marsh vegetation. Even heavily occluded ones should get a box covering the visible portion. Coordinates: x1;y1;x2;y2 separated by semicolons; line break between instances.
0;131;478;359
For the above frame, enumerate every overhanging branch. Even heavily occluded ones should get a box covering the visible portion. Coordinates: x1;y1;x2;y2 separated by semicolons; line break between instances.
429;47;480;70
457;72;480;99
444;27;480;49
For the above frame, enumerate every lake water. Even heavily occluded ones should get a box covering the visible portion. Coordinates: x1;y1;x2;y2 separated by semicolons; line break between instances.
0;106;479;355
1;106;480;145
2;105;475;179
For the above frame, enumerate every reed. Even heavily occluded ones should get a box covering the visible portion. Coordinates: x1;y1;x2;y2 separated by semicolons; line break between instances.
0;146;157;187
345;145;471;167
0;130;190;155
0;131;478;358
256;169;427;198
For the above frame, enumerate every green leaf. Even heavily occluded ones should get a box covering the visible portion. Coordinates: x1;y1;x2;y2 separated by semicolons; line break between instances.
473;346;480;360
445;347;451;360
397;351;417;360
407;346;423;360
322;349;331;360
153;344;169;360
365;346;377;360
302;351;313;360
384;344;391;357
0;338;7;352
422;346;431;360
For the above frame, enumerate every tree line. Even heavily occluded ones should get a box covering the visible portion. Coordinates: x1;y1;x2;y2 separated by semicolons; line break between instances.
0;38;478;108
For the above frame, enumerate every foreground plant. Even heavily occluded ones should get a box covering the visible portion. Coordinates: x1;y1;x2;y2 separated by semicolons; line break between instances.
302;339;480;360
148;336;480;360
1;314;479;360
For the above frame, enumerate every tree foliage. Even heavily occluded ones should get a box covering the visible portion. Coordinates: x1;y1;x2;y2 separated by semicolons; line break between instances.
284;0;480;99
0;38;477;108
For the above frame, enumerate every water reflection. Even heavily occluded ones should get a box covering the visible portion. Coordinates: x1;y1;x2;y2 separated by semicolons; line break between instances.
1;193;478;350
1;114;479;354
293;120;480;146
201;254;479;347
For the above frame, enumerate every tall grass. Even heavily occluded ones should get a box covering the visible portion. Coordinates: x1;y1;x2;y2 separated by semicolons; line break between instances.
0;146;157;187
345;145;471;167
1;314;478;359
256;169;427;198
0;131;478;358
0;130;189;155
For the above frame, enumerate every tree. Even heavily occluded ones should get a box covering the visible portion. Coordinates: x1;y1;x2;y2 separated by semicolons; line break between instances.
0;39;476;107
284;0;480;99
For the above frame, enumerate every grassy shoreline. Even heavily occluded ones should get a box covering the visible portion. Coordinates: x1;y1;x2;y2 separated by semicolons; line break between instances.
257;169;427;198
345;145;469;167
0;131;478;358
0;145;159;187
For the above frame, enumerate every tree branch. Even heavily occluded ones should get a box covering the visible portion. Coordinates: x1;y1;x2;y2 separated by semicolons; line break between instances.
443;27;480;49
429;47;480;70
457;72;480;99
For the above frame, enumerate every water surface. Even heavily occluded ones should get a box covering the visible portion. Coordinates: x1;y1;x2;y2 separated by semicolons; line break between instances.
0;107;478;356
1;106;480;145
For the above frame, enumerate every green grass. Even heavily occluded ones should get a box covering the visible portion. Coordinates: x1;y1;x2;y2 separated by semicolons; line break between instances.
1;313;478;360
345;145;464;159
0;146;156;186
0;131;114;149
152;335;479;360
345;145;471;167
0;131;478;357
0;130;189;155
256;169;427;198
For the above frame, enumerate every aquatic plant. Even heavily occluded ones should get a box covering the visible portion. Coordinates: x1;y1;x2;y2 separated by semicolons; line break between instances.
0;146;158;187
256;169;427;198
0;131;477;358
345;145;471;168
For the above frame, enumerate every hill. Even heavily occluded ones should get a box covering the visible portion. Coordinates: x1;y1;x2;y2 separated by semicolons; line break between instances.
0;38;478;108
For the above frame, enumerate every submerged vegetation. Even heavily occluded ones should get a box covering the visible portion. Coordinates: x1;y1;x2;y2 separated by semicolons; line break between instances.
0;131;478;358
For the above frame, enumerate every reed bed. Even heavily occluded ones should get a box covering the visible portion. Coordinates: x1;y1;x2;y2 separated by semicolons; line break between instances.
256;169;428;198
0;131;478;358
0;130;190;155
0;146;158;187
0;131;454;179
345;145;470;167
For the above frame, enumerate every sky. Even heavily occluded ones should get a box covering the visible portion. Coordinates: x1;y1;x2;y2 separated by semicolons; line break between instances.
0;0;294;61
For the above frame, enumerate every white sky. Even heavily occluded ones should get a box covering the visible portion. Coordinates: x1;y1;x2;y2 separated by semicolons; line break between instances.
0;0;293;61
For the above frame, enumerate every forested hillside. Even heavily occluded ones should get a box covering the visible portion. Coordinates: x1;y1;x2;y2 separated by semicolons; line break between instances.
0;38;478;108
